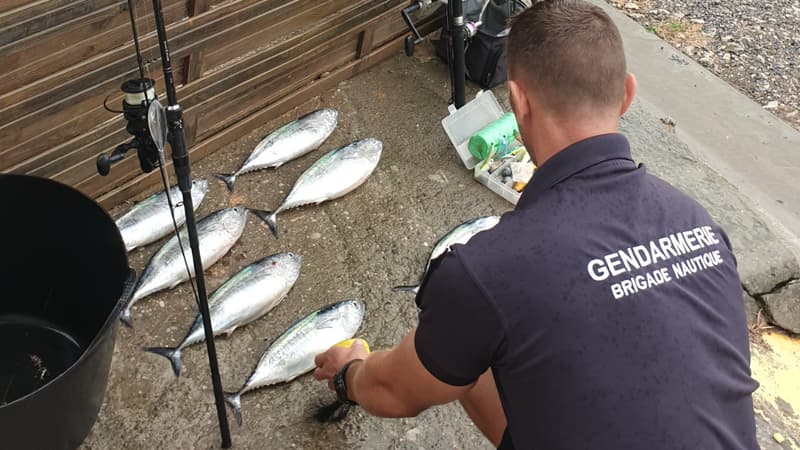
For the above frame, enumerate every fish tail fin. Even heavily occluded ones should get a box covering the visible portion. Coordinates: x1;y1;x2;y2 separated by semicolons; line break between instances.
213;173;237;192
223;391;244;426
119;306;134;328
250;209;279;239
143;347;182;377
392;284;420;295
313;400;352;423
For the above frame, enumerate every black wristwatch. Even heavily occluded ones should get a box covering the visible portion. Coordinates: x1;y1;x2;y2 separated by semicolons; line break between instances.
333;359;362;405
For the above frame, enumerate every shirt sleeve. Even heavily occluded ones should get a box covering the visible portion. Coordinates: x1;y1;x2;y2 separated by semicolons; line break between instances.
414;250;504;386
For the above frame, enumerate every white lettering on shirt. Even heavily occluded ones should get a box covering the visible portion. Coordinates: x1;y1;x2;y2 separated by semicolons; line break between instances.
585;226;726;300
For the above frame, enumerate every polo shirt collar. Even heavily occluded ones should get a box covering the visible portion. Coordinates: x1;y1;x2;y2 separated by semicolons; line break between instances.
517;133;633;209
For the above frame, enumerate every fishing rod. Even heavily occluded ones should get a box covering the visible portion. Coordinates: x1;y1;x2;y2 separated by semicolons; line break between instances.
150;1;232;447
96;0;232;447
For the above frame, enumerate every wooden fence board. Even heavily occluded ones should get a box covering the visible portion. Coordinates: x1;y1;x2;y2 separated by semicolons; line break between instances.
11;0;398;178
198;0;330;73
184;0;210;82
74;3;399;195
95;35;400;206
0;0;53;16
0;0;265;112
195;39;359;139
0;0;119;43
1;0;443;209
0;0;187;95
94;9;441;207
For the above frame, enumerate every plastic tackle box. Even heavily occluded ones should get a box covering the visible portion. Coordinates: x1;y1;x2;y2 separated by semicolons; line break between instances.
441;90;524;205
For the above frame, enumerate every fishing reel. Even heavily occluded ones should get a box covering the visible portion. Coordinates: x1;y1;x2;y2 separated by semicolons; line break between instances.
401;0;434;56
96;78;162;176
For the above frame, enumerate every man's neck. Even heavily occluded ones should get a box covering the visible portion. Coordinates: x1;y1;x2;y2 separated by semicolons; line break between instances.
528;114;619;167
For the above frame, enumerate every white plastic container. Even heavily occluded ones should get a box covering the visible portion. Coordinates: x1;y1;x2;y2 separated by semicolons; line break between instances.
442;90;523;204
441;90;506;170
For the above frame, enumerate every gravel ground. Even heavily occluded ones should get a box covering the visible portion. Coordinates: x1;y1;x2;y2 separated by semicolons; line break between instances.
607;0;800;131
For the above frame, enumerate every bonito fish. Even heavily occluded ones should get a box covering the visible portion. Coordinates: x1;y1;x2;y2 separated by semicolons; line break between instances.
120;207;249;327
116;178;208;252
214;109;339;192
145;252;303;376
224;299;365;425
394;215;501;294
251;138;382;238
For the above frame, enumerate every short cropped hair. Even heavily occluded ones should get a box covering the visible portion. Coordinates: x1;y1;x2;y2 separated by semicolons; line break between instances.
507;0;627;114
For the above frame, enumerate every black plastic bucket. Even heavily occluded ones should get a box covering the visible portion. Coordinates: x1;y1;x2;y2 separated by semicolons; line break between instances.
0;174;135;450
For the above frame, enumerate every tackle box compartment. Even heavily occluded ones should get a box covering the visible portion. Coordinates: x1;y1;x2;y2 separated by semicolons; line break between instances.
473;153;525;205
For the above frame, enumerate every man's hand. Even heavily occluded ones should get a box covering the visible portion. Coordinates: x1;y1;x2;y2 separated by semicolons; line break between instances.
311;328;475;418
313;339;370;389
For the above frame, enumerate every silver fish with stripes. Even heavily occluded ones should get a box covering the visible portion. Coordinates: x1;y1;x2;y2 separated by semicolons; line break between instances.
394;215;501;294
115;179;208;252
224;299;365;425
144;252;303;376
252;138;382;238
214;109;339;192
120;206;249;327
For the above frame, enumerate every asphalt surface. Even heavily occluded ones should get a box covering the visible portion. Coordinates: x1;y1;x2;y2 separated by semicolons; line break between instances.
80;43;799;448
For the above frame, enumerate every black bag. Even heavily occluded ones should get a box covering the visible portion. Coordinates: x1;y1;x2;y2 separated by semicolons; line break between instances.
465;31;508;89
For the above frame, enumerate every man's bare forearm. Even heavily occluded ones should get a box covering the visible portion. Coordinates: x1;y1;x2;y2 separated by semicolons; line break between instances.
315;328;469;418
347;351;426;418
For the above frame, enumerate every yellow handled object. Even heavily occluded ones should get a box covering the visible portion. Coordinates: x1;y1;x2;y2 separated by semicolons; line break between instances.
335;338;371;353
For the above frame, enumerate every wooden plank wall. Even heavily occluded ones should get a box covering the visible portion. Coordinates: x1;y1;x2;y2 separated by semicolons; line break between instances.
0;0;441;208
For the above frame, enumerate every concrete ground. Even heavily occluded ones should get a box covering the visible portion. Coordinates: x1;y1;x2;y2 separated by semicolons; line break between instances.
81;13;800;449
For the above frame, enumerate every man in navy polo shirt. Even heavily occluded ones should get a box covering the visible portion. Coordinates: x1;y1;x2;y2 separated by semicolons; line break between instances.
314;1;758;448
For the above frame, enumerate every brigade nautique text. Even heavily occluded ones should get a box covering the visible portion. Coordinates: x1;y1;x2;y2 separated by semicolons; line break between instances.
586;226;725;300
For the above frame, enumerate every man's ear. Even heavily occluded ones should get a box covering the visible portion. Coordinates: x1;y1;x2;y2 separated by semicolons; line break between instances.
508;79;531;123
620;73;637;116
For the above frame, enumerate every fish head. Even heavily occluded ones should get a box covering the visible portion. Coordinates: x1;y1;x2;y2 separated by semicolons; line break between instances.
272;252;304;270
287;252;303;266
217;206;249;236
191;178;209;202
346;138;382;165
339;299;366;328
192;178;209;193
317;108;339;125
301;108;339;139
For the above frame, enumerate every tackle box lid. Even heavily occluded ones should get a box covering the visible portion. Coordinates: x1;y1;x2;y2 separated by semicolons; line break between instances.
441;90;505;170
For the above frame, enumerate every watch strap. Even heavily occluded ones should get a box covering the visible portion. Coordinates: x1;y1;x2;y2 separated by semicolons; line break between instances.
333;359;362;405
